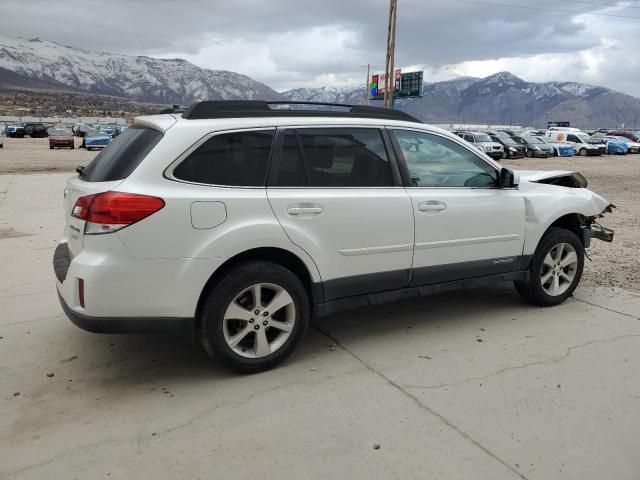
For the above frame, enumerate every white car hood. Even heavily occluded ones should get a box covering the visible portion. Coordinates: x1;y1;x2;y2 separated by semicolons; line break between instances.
516;170;576;182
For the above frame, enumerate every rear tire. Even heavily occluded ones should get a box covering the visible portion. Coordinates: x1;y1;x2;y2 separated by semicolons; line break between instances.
515;228;584;306
199;261;310;373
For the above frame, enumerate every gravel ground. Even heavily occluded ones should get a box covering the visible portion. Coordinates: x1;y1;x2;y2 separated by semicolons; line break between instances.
0;136;635;291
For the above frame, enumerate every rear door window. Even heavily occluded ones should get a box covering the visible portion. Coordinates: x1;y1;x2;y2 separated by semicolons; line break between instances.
81;126;163;182
173;130;274;186
272;128;393;187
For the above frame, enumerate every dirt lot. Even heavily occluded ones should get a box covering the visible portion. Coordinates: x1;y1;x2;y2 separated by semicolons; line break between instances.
0;135;97;174
0;136;636;292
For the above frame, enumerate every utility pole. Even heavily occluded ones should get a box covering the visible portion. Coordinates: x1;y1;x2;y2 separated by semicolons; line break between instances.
383;0;398;109
360;64;372;105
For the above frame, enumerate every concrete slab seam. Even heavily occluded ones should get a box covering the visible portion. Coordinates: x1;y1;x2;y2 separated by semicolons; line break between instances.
311;323;529;480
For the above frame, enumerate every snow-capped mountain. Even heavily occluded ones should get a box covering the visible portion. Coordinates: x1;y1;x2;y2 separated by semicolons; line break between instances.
281;86;365;105
282;72;638;128
0;35;282;104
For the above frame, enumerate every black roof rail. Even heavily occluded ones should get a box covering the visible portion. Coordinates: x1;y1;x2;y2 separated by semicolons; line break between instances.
158;104;188;114
180;100;421;123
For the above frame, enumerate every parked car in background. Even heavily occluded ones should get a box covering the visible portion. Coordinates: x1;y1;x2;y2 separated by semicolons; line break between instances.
513;134;554;157
456;131;504;160
24;123;48;138
532;135;575;157
73;123;92;137
608;130;640;142
494;129;523;138
486;132;526;159
546;130;604;156
6;124;25;138
606;136;640;154
81;129;113;150
0;132;3;149
600;136;629;155
95;125;116;137
49;127;75;149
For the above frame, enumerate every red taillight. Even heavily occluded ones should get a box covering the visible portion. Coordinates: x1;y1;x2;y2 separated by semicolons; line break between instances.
72;191;165;234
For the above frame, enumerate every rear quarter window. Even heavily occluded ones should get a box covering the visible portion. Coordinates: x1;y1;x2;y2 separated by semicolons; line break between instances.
172;130;274;186
81;126;163;182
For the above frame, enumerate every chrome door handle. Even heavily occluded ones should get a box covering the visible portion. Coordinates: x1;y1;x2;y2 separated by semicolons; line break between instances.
418;201;447;212
287;205;324;215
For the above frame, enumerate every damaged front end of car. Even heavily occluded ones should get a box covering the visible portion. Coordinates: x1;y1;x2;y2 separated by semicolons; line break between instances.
583;204;615;245
517;169;615;249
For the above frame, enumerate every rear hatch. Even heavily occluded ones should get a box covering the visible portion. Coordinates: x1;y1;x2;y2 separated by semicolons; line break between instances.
63;126;164;258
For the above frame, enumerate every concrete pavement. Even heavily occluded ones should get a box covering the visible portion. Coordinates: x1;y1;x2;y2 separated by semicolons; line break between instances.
1;173;639;479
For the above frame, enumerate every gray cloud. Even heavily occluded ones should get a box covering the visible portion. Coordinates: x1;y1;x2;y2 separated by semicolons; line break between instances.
2;0;639;94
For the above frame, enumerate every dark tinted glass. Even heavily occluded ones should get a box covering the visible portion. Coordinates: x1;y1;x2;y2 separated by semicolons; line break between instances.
174;130;274;186
274;131;308;186
273;128;392;187
81;126;163;182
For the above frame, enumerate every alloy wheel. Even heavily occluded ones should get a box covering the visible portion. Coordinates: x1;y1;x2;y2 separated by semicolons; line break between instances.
223;283;296;358
540;243;579;296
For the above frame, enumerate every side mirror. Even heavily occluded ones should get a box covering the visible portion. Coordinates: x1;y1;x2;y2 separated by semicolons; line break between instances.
498;167;518;188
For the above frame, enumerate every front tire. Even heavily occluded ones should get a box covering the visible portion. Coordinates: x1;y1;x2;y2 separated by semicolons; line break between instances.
579;148;588;156
515;228;584;306
526;149;533;158
199;261;309;373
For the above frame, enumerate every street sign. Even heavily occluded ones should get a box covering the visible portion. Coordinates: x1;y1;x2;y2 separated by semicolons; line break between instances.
370;75;379;97
371;70;423;100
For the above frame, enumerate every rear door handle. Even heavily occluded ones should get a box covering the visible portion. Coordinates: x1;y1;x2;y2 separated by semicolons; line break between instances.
418;201;447;212
287;204;324;215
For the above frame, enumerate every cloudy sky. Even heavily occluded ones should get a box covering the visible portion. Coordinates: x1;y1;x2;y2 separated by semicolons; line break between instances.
3;0;640;95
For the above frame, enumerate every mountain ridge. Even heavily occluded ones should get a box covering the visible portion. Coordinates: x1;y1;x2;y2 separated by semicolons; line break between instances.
282;72;640;128
1;35;638;128
0;35;283;104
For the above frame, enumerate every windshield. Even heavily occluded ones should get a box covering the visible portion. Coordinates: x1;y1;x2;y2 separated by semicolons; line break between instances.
576;133;590;142
497;136;517;145
526;136;544;144
52;129;71;136
474;134;492;142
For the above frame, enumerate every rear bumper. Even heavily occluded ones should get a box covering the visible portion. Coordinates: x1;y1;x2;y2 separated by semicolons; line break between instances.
53;240;222;330
57;291;194;334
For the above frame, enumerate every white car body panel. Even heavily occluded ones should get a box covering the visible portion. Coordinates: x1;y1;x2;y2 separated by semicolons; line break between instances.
267;187;414;281
55;113;613;321
407;188;525;268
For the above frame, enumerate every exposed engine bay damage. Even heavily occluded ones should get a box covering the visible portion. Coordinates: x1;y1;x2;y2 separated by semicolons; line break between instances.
586;204;615;243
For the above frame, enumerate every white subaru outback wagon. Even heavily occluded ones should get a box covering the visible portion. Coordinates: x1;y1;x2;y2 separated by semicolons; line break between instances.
54;101;614;372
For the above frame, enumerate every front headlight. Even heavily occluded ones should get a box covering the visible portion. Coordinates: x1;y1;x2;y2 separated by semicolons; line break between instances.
509;147;516;152
533;145;541;151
